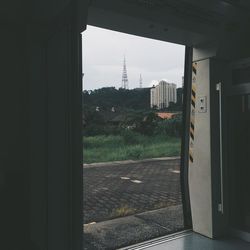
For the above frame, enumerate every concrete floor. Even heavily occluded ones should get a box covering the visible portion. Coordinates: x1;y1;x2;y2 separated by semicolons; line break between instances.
123;232;250;250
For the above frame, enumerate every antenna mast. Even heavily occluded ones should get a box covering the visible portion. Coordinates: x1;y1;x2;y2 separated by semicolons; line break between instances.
139;74;143;88
121;56;129;89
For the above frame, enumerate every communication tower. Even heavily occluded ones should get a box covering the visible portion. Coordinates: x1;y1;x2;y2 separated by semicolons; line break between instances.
121;56;129;89
139;74;143;88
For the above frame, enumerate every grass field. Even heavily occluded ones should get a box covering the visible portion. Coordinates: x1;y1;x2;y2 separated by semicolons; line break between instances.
83;132;181;163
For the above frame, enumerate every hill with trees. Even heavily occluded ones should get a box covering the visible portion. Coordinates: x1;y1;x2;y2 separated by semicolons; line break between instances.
82;87;183;162
82;87;150;112
82;86;182;137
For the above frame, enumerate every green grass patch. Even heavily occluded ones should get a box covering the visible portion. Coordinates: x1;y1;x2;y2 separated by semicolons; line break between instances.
83;131;181;163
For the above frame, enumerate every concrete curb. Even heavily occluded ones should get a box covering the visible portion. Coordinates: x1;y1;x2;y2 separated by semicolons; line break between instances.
84;205;184;249
84;205;182;227
83;156;181;168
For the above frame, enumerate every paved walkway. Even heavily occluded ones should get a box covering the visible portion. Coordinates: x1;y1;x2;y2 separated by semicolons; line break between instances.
83;157;182;224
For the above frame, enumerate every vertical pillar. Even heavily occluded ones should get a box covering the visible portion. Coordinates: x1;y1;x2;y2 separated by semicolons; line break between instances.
188;58;213;237
188;48;227;238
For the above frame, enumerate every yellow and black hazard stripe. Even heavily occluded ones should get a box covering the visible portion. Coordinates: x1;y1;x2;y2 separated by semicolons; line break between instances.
189;62;197;164
191;85;196;108
189;150;194;163
190;121;194;140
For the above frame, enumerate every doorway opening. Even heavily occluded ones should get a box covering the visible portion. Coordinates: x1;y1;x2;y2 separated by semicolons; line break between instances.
82;25;190;249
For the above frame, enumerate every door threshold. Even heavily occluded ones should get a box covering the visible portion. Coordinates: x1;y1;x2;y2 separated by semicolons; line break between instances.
230;228;250;242
119;229;192;250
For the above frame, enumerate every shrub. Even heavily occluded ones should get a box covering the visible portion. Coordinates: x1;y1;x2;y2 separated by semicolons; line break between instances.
134;112;160;136
126;145;143;159
121;129;145;145
154;114;182;137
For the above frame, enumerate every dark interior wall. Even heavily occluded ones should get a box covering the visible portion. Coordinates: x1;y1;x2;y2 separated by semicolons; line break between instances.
29;23;84;250
28;22;84;250
0;25;29;248
0;1;87;249
30;24;75;250
216;27;250;62
31;0;71;22
209;59;231;237
29;28;50;250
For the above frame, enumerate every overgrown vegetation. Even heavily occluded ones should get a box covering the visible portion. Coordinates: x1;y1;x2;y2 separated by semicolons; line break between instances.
82;87;183;163
111;205;136;218
83;132;181;163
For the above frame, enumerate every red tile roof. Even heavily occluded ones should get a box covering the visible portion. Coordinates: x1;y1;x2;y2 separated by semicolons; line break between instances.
156;112;177;119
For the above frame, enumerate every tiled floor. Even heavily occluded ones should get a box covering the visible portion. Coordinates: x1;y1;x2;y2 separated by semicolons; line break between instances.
141;232;250;250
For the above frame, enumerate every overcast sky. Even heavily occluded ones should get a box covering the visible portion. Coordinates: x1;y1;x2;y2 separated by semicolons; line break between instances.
82;25;185;90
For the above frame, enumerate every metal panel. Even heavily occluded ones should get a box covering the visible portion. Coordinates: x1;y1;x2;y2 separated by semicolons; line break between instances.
188;58;213;238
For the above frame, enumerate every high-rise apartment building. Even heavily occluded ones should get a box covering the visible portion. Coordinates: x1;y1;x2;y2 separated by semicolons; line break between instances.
150;80;177;109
